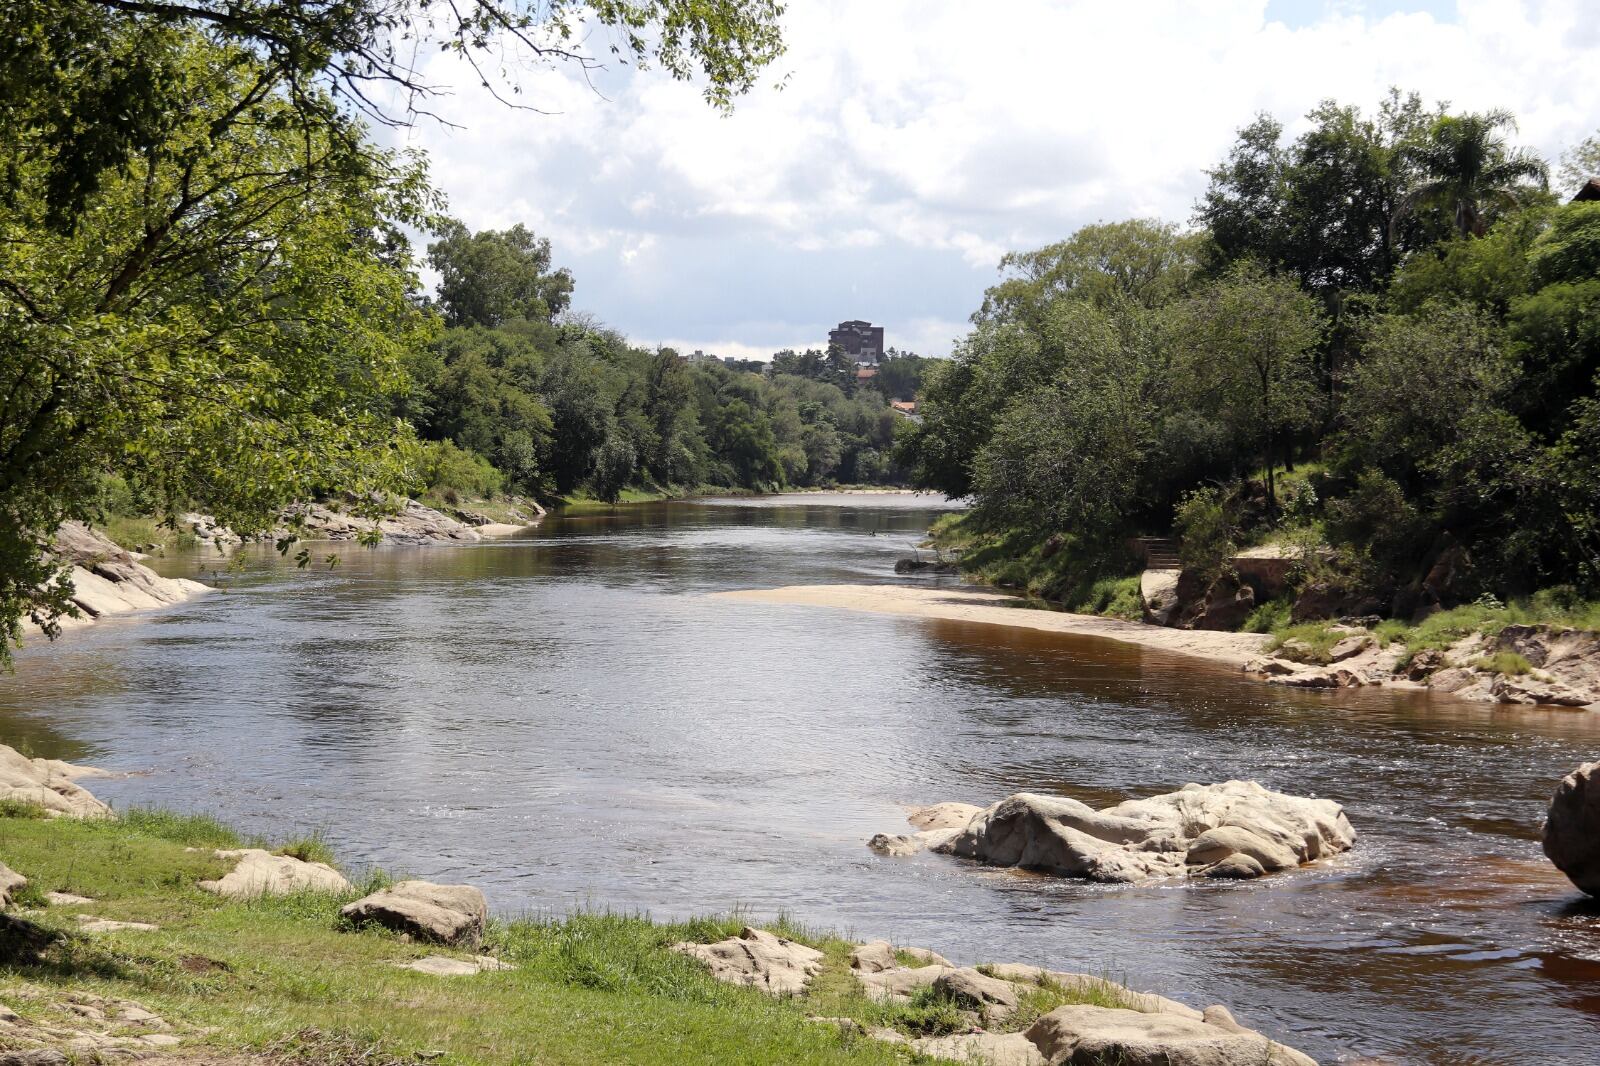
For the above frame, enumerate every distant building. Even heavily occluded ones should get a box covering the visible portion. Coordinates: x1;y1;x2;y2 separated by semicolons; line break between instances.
686;349;723;365
855;366;878;383
1574;178;1600;203
891;400;917;414
829;320;886;365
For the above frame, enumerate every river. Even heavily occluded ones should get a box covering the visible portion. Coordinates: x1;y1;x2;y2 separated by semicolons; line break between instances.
3;494;1599;1064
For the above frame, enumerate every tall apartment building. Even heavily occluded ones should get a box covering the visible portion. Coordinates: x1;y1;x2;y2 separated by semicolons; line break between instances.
828;320;885;365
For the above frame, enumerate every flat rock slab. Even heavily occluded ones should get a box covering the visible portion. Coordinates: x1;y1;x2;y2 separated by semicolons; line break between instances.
912;1032;1046;1066
43;892;94;906
1025;1004;1316;1066
0;744;114;819
199;849;352;899
394;954;514;976
74;915;158;933
671;927;823;996
341;880;488;946
885;780;1354;884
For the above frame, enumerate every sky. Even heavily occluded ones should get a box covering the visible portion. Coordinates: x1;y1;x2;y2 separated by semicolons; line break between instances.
393;0;1599;360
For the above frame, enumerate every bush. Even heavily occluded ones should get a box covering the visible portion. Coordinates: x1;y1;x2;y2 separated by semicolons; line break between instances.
419;440;503;502
1174;486;1235;585
1243;598;1292;633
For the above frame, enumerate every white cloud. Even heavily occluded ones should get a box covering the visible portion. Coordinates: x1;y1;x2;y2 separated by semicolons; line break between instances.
391;0;1600;357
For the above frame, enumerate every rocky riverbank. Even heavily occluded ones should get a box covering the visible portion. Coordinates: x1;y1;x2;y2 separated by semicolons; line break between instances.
27;523;211;637
177;496;541;549
717;583;1600;710
0;747;1324;1066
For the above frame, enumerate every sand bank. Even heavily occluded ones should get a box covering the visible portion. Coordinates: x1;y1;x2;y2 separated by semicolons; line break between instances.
714;584;1269;667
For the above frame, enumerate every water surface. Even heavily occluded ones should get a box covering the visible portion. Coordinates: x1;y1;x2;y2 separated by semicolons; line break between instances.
4;494;1599;1065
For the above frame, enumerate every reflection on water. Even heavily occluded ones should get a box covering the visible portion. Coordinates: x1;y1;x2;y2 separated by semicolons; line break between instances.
2;493;1598;1064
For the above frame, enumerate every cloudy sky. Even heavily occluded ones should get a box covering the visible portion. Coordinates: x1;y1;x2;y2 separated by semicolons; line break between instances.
393;0;1599;360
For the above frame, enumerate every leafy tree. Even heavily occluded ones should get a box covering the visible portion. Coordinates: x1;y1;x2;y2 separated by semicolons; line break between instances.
1172;264;1325;514
0;30;432;663
1;1;786;231
1558;128;1600;192
429;223;575;327
1396;110;1548;239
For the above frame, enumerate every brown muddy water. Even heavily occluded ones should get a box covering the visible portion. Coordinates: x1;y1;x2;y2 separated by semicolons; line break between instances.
3;494;1599;1064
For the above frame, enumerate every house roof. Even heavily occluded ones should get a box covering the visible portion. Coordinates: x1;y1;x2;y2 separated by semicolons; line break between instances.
855;367;878;379
1574;178;1600;203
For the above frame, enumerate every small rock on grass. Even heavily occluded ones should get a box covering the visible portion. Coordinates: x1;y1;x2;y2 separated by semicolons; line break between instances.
395;955;514;976
340;881;487;946
74;915;158;933
44;892;93;906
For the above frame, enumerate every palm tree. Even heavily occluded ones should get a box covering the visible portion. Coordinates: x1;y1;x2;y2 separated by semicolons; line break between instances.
1396;109;1548;238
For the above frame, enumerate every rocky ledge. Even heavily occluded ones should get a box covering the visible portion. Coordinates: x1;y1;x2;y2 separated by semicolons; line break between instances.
180;496;543;549
676;927;1315;1065
1245;622;1600;709
0;745;115;820
870;781;1354;883
38;523;210;634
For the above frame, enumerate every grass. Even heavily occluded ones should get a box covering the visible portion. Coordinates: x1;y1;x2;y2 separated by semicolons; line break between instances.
97;514;199;554
0;807;1153;1064
1264;622;1343;664
1475;651;1533;676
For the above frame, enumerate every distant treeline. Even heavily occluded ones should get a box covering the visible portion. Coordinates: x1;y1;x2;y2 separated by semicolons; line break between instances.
407;223;933;501
897;93;1600;617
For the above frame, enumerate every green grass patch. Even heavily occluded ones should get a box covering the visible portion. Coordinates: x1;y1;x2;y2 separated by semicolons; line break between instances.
95;515;198;554
1475;651;1533;676
1265;622;1343;664
0;810;1170;1064
1243;598;1292;634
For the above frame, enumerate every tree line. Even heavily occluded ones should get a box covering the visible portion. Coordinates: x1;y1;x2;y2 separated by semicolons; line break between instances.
898;93;1600;618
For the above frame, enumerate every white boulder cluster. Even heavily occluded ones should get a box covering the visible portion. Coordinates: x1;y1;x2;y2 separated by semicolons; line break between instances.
0;745;115;820
676;927;1316;1066
872;781;1355;883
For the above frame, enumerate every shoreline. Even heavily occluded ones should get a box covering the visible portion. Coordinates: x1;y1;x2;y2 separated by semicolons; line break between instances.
713;583;1270;667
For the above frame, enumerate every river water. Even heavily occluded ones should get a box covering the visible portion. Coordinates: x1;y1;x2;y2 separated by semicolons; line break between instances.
4;494;1599;1064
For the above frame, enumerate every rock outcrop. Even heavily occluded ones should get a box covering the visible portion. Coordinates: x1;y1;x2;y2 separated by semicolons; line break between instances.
1246;622;1600;708
340;880;488;946
874;782;1354;884
1544;762;1600;896
0;745;114;819
394;954;514;976
42;523;209;633
197;849;352;899
670;927;823;996
1025;1004;1315;1066
280;498;485;545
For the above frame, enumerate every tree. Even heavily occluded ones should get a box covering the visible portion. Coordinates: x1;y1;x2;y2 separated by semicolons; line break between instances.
1;1;786;231
0;30;433;663
1173;265;1325;515
1397;110;1548;239
429;223;574;327
1558;128;1600;192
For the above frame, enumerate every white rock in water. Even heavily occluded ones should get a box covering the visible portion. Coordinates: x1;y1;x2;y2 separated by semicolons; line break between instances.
912;781;1353;884
1025;1004;1316;1066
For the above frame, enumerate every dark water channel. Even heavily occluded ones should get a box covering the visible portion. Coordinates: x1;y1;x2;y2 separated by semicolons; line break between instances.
4;494;1600;1064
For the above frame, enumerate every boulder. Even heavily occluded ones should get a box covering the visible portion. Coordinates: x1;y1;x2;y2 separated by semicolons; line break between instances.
1202;854;1266;880
1140;569;1183;627
855;963;954;1002
911;1032;1046;1066
0;745;114;819
920;781;1353;885
1327;634;1371;662
0;862;26;907
1024;1005;1316;1066
1544;762;1600;896
933;967;1021;1022
907;802;983;831
849;939;898;973
1404;648;1446;681
1490;676;1592;707
901;945;953;966
867;827;960;857
671;927;823;996
199;849;352;899
340;880;487;946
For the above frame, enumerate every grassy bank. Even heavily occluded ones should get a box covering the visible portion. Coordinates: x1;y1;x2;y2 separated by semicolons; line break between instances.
0;807;1129;1064
925;512;1142;622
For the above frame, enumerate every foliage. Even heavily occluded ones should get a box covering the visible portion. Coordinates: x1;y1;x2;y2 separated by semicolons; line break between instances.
1476;651;1533;676
0;29;431;666
906;92;1600;624
429;222;575;327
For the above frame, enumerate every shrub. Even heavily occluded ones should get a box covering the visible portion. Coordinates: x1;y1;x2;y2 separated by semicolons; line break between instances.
419;440;503;501
1174;486;1235;585
1476;651;1533;676
1243;598;1292;633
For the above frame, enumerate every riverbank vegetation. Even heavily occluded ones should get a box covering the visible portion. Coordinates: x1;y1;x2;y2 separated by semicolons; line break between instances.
901;93;1600;632
0;803;1132;1065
